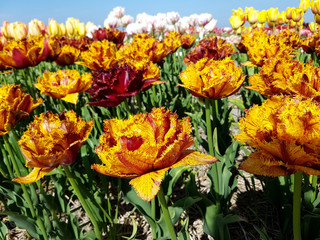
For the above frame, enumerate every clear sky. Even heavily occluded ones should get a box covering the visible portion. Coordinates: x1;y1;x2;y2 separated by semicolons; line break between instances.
0;0;314;28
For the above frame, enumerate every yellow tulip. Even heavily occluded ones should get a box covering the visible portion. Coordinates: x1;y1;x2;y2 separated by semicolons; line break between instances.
286;7;293;20
310;0;320;14
229;15;243;30
277;11;287;26
59;23;66;36
292;8;304;22
309;22;318;32
299;0;310;12
77;22;86;37
28;19;43;37
315;13;320;24
49;19;61;37
248;9;259;25
267;8;279;22
258;10;267;24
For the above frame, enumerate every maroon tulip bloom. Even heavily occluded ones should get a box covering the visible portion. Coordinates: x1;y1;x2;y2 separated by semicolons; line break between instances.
87;64;160;107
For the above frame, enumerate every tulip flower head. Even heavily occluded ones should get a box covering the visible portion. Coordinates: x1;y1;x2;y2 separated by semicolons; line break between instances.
92;107;218;201
13;111;93;184
87;63;162;107
0;84;43;135
179;57;244;99
236;95;320;176
35;69;93;104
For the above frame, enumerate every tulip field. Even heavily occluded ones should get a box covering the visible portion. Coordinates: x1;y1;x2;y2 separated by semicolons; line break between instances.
1;1;320;239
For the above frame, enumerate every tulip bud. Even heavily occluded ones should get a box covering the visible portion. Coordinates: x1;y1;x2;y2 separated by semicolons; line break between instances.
9;22;28;41
49;19;61;37
1;21;10;39
258;10;267;24
28;19;43;37
299;0;310;12
77;22;86;36
309;22;318;32
267;8;279;22
311;0;320;14
292;8;304;22
229;15;243;30
286;7;293;20
315;13;320;24
248;9;259;25
60;23;66;36
277;11;287;26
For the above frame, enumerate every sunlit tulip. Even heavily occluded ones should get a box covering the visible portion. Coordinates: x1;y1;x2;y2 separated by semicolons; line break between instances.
66;17;80;37
35;70;92;104
7;22;28;41
179;57;244;99
112;6;125;19
49;19;61;37
248;9;259;25
0;36;51;69
92;107;217;201
197;13;213;27
314;13;320;24
104;17;120;29
184;36;235;65
258;10;268;24
180;34;196;49
204;19;218;34
77;22;86;37
310;0;320;14
247;57;320;98
236;95;320;176
59;23;66;36
1;21;10;39
286;7;293;20
292;8;304;22
299;0;310;12
116;34;168;64
277;11;287;26
77;40;117;71
309;22;318;32
28;19;44;37
167;11;180;25
13;111;93;184
121;15;134;27
267;8;279;22
0;84;43;135
87;63;162;107
229;15;244;30
55;45;80;66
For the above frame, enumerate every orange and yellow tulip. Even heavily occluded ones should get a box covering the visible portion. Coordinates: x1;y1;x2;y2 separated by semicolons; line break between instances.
92;107;218;201
35;69;93;104
179;57;244;99
0;84;43;135
13;111;93;184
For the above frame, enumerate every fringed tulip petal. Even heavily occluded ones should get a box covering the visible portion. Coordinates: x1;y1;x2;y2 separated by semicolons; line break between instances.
92;107;217;201
13;167;55;184
129;168;169;202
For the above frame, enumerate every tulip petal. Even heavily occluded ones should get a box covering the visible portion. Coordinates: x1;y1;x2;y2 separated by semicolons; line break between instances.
240;151;292;176
13;167;55;184
171;149;219;169
91;163;138;178
129;167;169;202
62;93;79;105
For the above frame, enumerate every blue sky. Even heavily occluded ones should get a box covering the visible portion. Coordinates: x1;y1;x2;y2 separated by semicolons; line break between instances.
1;0;314;28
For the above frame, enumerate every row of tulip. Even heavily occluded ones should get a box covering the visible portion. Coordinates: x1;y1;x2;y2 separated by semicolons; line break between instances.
1;11;320;240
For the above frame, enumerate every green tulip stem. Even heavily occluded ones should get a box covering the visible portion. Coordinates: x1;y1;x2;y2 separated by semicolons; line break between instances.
205;98;220;198
62;165;102;240
157;187;177;240
136;93;144;113
3;134;48;240
293;171;302;240
150;198;157;240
